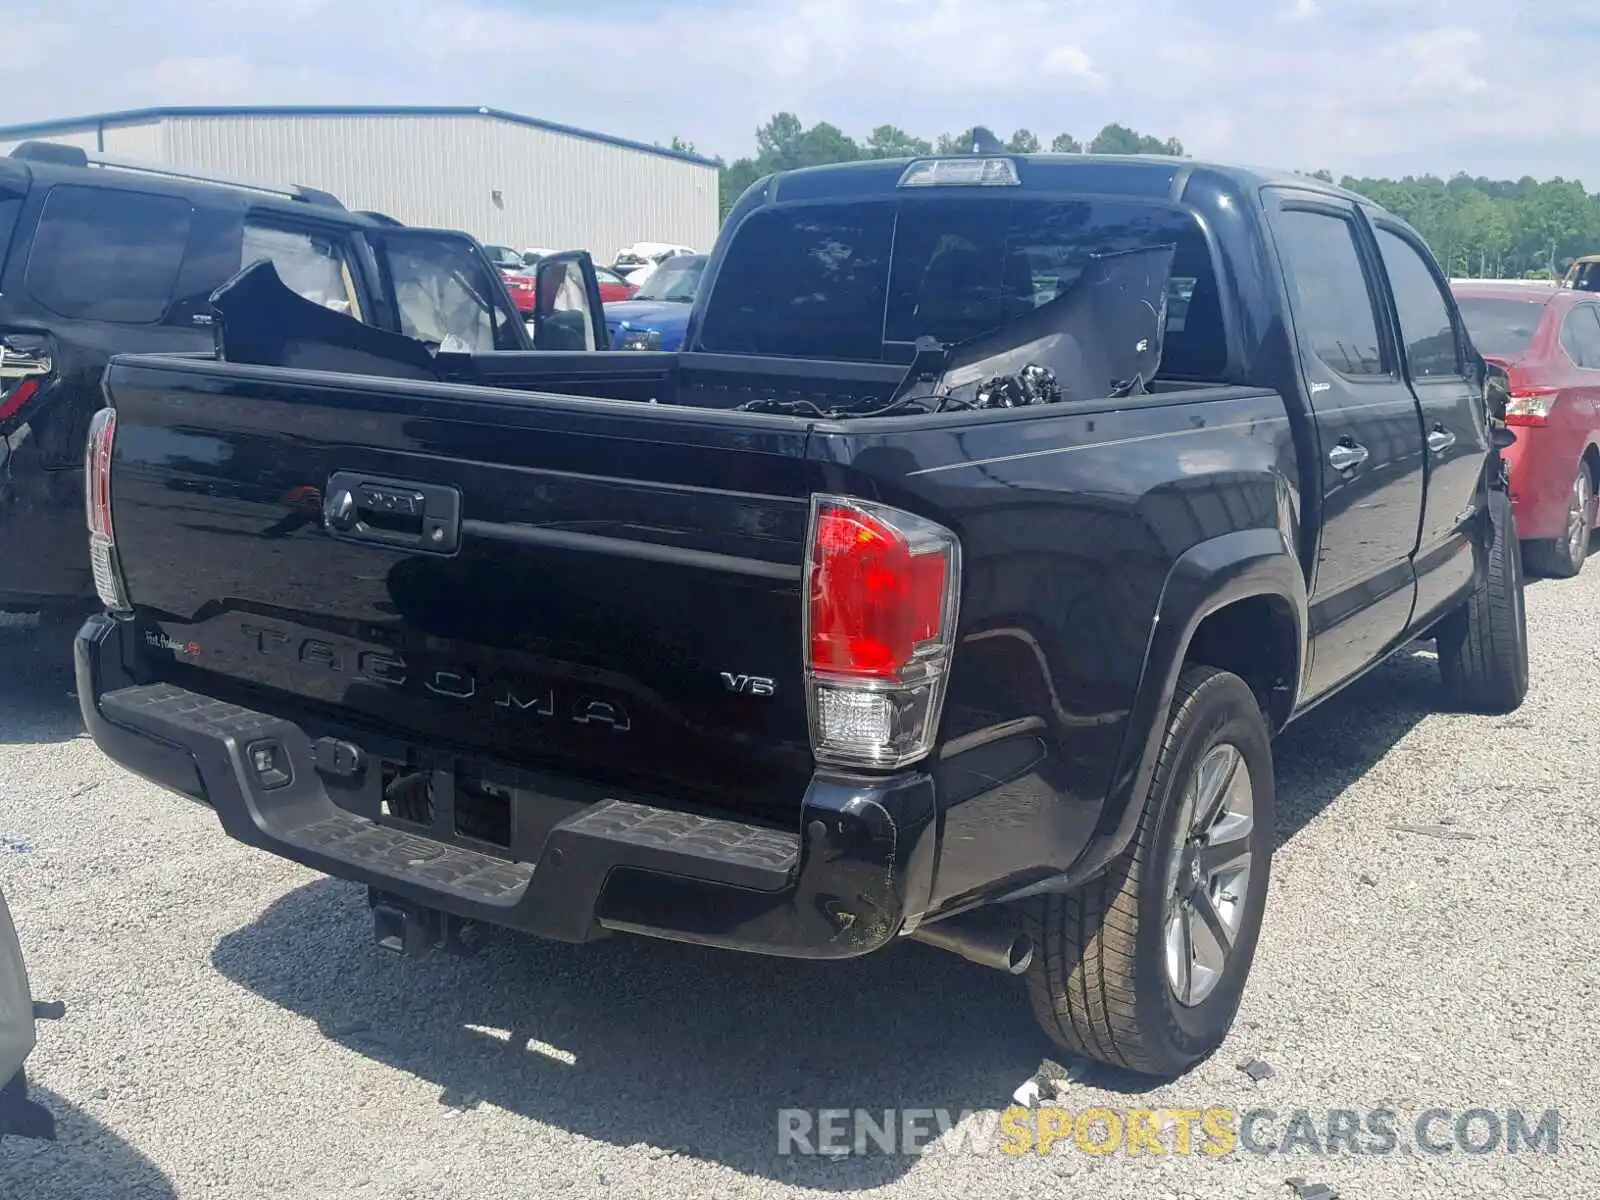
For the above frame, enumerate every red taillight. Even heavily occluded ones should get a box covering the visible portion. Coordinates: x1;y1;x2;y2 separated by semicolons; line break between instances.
1505;386;1559;427
804;496;960;769
0;378;39;423
809;504;949;677
86;407;115;538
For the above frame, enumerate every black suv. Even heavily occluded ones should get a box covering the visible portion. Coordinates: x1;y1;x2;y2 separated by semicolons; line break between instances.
0;141;595;616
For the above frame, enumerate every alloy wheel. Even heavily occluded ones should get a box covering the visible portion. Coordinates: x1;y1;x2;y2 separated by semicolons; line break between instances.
1163;743;1255;1007
1568;470;1593;564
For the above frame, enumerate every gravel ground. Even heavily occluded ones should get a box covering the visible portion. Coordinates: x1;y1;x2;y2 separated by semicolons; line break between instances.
0;566;1596;1200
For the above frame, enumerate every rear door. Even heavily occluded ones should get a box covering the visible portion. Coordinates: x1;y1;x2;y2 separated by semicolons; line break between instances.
1264;192;1427;698
1369;221;1488;621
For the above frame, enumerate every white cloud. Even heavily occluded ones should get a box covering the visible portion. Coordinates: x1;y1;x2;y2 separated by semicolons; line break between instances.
3;0;1600;184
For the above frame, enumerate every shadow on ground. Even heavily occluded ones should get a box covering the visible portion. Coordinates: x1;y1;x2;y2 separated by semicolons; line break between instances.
1272;644;1440;844
208;650;1451;1188
0;1087;175;1200
0;620;84;746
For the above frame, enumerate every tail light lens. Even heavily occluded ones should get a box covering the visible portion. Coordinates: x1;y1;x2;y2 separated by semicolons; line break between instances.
804;495;960;769
1505;387;1559;426
84;407;130;613
0;333;53;433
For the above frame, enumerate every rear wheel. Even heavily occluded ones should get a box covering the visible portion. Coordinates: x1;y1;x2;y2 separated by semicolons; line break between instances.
1437;488;1529;713
1524;463;1593;579
1024;666;1274;1078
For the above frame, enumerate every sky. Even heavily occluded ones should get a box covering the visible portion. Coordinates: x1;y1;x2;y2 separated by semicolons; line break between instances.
4;0;1597;184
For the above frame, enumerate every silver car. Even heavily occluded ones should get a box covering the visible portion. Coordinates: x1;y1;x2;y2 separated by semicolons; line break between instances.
0;885;54;1141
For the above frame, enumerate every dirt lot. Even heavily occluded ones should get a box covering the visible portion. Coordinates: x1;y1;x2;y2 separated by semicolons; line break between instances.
0;572;1594;1199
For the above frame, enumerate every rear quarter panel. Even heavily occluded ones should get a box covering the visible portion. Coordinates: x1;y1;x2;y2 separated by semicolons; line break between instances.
813;387;1302;909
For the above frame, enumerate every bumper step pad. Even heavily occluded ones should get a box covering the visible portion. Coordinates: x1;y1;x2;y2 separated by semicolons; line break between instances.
98;682;800;904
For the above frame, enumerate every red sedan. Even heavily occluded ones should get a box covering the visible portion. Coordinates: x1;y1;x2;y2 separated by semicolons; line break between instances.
502;262;635;317
1453;280;1600;576
593;265;638;304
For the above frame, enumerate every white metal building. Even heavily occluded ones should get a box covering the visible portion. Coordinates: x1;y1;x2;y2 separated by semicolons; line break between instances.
0;105;721;259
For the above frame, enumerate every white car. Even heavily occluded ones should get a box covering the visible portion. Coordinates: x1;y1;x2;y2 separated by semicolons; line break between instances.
613;241;696;284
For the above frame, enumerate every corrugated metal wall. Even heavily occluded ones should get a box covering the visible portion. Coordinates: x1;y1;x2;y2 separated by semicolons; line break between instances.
158;113;718;257
0;119;166;161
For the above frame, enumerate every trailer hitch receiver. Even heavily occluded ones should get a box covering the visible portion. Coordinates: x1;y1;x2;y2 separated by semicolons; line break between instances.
369;889;488;958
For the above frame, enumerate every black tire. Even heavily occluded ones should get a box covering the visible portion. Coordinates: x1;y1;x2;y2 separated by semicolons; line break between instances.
1024;666;1275;1078
1523;462;1593;579
1437;488;1529;714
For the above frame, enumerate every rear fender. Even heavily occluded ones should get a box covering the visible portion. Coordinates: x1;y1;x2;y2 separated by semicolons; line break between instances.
996;526;1306;903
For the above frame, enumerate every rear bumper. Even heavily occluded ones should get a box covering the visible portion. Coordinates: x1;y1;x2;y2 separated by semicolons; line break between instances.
75;614;937;959
1503;428;1585;541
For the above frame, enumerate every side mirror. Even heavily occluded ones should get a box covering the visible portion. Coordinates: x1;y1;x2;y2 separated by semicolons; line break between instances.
532;251;609;351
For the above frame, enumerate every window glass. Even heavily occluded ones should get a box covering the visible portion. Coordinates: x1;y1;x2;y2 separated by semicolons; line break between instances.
1455;296;1548;358
1272;209;1385;377
384;236;522;353
242;223;356;316
699;197;1226;378
1375;228;1461;377
1561;305;1600;367
633;256;704;303
25;185;193;324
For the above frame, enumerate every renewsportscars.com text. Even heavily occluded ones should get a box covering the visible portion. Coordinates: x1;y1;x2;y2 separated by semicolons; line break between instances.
777;1106;1561;1158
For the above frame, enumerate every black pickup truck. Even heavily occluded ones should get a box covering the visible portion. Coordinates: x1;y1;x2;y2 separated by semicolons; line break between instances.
75;152;1526;1078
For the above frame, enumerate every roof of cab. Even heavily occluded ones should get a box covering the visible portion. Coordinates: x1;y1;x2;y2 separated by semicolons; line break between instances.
763;152;1375;207
3;142;393;227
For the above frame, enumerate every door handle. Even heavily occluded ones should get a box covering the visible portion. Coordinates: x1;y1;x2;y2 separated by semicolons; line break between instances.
1328;440;1369;472
323;472;461;554
1427;426;1457;454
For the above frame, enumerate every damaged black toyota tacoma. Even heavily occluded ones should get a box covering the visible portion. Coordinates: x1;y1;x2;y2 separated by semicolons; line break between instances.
75;152;1525;1077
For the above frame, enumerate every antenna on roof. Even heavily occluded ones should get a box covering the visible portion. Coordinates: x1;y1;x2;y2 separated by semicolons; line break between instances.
968;126;1006;155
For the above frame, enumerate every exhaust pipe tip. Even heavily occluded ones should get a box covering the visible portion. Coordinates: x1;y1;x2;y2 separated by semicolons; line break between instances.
1003;933;1035;975
910;908;1035;975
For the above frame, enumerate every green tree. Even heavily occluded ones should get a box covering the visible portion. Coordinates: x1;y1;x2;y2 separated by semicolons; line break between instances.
863;125;933;158
1087;123;1184;156
699;113;1600;280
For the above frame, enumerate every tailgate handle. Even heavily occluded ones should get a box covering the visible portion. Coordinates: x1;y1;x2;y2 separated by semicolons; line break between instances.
323;472;461;553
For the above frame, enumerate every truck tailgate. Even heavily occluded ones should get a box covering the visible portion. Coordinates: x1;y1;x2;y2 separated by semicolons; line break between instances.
102;358;818;817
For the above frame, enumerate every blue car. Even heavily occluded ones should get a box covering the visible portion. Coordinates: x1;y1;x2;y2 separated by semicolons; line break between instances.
604;255;706;351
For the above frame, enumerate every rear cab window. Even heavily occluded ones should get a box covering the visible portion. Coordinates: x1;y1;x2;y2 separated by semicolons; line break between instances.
698;195;1229;380
24;184;193;324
